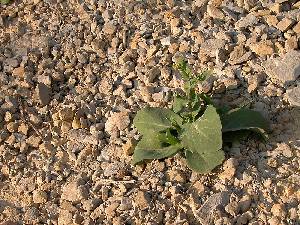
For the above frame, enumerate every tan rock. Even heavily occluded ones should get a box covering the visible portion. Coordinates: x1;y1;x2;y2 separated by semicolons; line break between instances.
6;122;18;133
293;22;300;34
170;17;180;28
26;135;41;148
168;43;179;54
104;202;120;219
166;169;186;183
210;0;223;6
207;4;224;19
271;203;286;217
247;74;261;93
4;112;13;122
293;1;300;9
39;142;54;156
59;107;74;121
179;41;189;53
268;217;281;225
191;181;206;195
277;18;295;32
72;117;81;129
225;201;239;216
223;78;239;90
285;36;298;50
5;134;16;146
61;180;88;203
90;206;105;220
12;66;25;77
264;15;278;27
122;139;135;156
105;111;130;135
130;33;140;49
134;190;151;210
269;3;281;13
253;9;271;17
275;41;285;53
32;190;48;204
57;209;73;225
103;22;116;35
61;121;72;133
18;123;29;135
229;45;252;65
219;158;238;180
249;40;274;56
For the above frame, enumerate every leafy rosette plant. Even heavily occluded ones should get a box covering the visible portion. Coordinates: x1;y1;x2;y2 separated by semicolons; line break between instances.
132;60;269;173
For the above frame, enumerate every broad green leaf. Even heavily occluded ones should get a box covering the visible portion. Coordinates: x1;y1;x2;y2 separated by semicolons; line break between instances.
181;105;224;173
173;95;189;113
221;108;269;138
190;94;202;120
216;105;231;116
223;130;251;143
133;107;183;134
1;0;10;4
158;128;180;146
185;149;224;173
132;131;182;165
223;128;269;144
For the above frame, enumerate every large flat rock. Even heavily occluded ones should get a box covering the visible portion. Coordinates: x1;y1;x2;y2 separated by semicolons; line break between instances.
263;50;300;84
287;86;300;107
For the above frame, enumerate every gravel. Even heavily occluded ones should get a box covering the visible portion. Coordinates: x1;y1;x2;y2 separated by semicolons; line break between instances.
1;0;300;224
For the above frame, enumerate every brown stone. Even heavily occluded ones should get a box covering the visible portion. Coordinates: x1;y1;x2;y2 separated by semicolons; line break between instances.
249;40;274;56
293;22;300;34
104;202;120;219
207;4;224;19
6;122;18;133
36;83;51;106
264;15;278;27
269;3;282;13
12;66;25;77
26;135;41;148
166;169;186;183
57;209;73;225
0;221;18;225
135;190;151;210
168;43;179;54
18;123;29;135
32;190;48;204
122;139;135;156
271;203;287;217
103;22;116;35
219;158;238;181
105;111;130;135
59;107;74;121
229;45;252;65
277;18;295;32
61;180;88;203
285;36;298;50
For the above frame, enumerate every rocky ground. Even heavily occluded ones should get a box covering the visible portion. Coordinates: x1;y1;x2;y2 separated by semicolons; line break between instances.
0;0;300;224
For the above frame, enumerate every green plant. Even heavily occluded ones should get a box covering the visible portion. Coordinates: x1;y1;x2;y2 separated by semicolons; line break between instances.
0;0;11;4
132;59;269;173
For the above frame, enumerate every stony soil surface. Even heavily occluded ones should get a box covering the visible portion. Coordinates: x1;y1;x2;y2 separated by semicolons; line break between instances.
1;0;300;224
